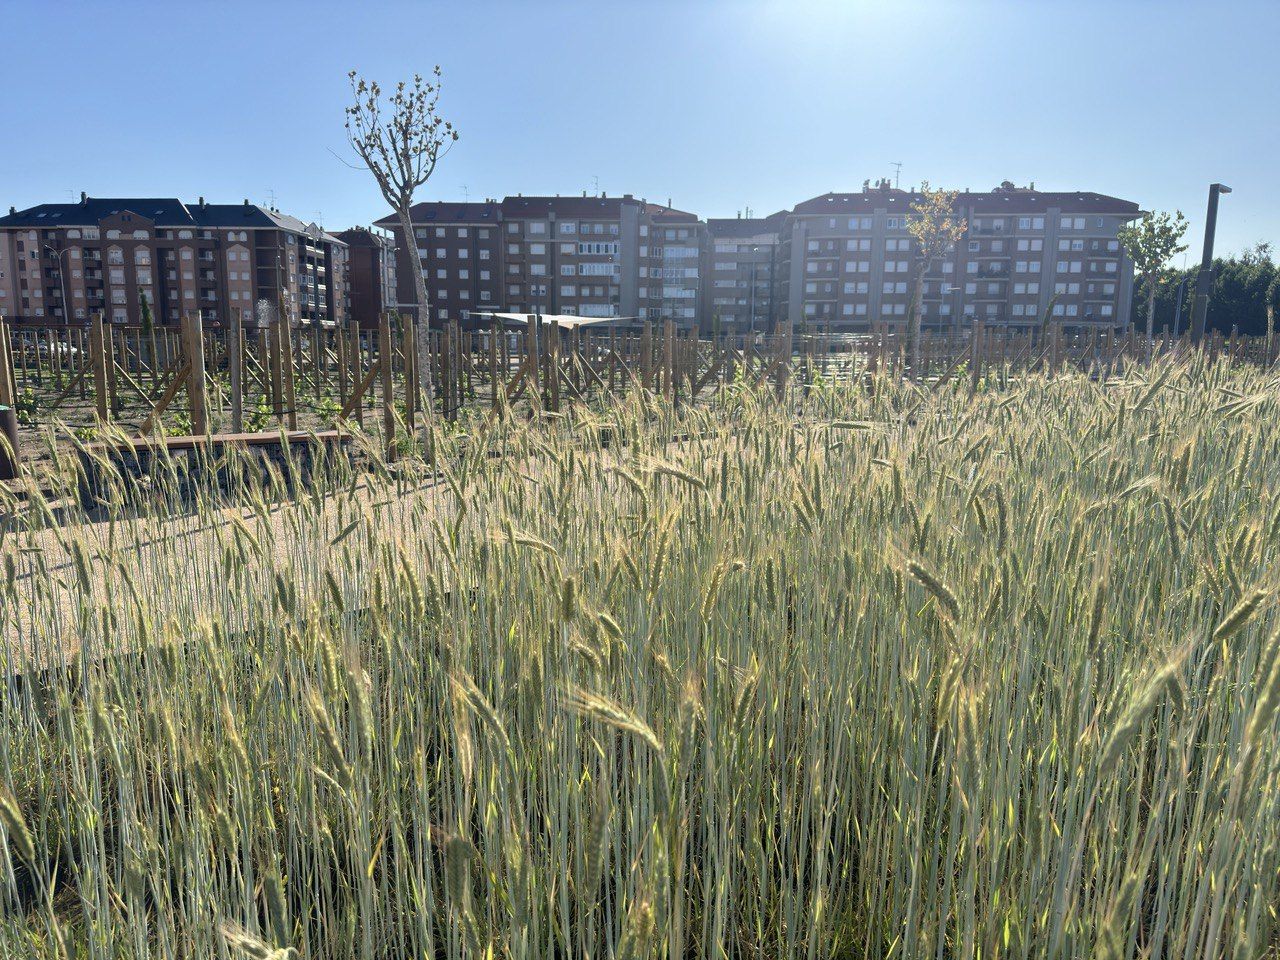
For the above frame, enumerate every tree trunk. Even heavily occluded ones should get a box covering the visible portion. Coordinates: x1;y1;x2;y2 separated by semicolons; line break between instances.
906;269;925;381
396;205;436;428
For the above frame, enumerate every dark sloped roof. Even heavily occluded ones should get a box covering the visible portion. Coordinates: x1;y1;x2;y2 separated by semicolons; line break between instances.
376;200;500;227
708;211;789;239
501;195;632;219
642;202;699;223
791;189;1140;216
0;196;340;236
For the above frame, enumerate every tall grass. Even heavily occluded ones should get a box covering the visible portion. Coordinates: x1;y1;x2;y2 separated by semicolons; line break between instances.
1;354;1279;958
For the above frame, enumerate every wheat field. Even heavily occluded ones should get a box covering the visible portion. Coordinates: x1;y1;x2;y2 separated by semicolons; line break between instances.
1;356;1278;959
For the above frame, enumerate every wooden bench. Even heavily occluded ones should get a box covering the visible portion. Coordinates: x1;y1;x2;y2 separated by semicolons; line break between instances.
77;430;354;508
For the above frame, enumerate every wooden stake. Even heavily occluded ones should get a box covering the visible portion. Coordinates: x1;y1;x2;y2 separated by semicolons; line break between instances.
229;307;244;433
183;311;209;435
379;311;397;459
90;313;110;423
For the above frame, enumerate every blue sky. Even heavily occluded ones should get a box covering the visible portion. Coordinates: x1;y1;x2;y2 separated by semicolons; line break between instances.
2;0;1275;260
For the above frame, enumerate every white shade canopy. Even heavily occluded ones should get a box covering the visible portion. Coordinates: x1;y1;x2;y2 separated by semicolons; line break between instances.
470;312;639;328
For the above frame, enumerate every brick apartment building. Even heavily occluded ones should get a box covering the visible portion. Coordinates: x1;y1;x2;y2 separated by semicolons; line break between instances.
377;193;705;325
335;226;397;328
0;195;348;327
706;211;788;332
373;182;1138;334
782;181;1140;331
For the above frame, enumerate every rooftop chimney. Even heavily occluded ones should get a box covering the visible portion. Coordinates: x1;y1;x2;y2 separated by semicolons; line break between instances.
7;207;14;216
623;193;633;200
198;196;206;208
80;191;87;204
243;198;249;206
582;190;587;198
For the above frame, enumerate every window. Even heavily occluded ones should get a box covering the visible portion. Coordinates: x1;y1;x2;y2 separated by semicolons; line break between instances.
991;240;1003;252
528;222;547;235
457;248;468;258
965;282;977;294
529;244;545;255
436;269;447;279
968;241;979;253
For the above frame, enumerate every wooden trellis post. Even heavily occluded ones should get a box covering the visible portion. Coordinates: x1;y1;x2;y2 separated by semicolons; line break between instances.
89;313;110;423
229;308;244;433
181;311;209;435
380;310;396;458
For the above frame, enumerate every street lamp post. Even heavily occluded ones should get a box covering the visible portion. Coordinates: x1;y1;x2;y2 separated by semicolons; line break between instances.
43;245;73;324
1189;182;1231;343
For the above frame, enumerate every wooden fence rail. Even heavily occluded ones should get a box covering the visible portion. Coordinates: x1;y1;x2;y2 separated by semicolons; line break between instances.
2;309;1276;469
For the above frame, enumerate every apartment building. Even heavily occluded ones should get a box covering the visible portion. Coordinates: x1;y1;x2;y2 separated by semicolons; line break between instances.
499;194;645;319
784;181;1140;331
379;193;705;325
648;203;706;324
706;212;787;332
378;200;503;326
0;195;347;327
336;226;397;328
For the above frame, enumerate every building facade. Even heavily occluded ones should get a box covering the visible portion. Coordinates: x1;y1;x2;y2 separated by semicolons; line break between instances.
0;195;347;327
370;182;1139;332
783;182;1140;331
706;212;787;333
378;194;705;325
336;226;397;328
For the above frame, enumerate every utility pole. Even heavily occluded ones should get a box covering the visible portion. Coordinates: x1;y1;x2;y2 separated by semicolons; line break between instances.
1189;182;1232;342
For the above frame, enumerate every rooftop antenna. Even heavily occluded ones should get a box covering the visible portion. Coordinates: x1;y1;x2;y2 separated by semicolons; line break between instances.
593;175;600;195
891;162;903;189
461;184;470;202
266;189;278;210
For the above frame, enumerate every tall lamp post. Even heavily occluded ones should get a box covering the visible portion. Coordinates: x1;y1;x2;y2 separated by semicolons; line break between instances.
43;245;73;324
1189;182;1231;342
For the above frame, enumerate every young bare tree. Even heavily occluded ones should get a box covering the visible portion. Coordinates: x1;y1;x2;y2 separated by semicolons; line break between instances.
1118;210;1188;352
346;67;457;413
906;183;967;379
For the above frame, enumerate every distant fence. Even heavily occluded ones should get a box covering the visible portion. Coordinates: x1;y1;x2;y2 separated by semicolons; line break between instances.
0;310;1272;463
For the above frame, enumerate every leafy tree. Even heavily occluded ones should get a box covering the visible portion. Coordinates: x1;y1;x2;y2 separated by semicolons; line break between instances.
138;287;154;335
1117;210;1188;348
1128;245;1278;339
346;67;457;418
906;182;966;377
